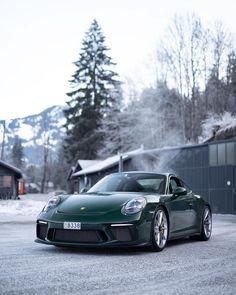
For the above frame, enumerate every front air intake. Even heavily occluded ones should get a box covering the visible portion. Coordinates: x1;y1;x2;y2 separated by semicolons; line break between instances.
48;229;108;243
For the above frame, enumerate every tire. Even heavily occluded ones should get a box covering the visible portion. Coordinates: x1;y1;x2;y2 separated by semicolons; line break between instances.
151;207;169;251
199;206;212;241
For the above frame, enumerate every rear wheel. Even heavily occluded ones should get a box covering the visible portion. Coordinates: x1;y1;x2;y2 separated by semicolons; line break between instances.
151;207;168;251
199;206;212;241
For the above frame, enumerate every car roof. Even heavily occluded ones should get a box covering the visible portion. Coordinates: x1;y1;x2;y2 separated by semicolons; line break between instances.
111;171;174;178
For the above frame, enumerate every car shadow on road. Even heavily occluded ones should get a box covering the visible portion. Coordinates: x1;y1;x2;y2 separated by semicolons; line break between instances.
166;237;201;248
34;237;202;256
35;244;148;256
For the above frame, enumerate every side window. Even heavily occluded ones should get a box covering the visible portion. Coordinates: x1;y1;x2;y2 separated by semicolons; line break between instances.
169;178;179;194
169;177;189;194
180;180;191;193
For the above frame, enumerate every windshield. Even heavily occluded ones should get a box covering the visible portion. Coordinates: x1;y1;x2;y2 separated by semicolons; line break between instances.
88;173;166;194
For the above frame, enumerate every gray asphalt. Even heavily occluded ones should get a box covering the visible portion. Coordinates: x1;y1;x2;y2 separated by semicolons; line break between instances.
0;214;236;295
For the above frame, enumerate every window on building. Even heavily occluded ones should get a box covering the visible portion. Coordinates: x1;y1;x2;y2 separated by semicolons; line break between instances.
209;142;236;166
0;176;12;188
218;143;226;165
226;142;235;165
209;144;217;166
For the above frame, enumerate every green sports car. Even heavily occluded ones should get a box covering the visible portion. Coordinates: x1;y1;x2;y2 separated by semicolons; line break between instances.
35;172;212;251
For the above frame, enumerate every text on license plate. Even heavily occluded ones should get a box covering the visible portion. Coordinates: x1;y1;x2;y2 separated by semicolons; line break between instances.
63;222;81;230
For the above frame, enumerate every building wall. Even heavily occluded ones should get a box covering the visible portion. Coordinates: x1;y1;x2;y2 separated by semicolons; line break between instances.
153;140;236;214
0;165;18;199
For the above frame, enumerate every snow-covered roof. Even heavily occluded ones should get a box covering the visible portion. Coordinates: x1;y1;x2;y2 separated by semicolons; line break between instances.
210;124;236;142
200;112;236;143
0;160;22;178
72;148;143;177
68;160;102;180
76;160;101;170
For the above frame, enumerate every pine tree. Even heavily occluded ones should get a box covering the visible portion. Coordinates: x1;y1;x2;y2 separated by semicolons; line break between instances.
11;136;24;169
64;19;122;162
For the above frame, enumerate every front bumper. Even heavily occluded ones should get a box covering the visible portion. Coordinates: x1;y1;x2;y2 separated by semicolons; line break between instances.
35;219;152;248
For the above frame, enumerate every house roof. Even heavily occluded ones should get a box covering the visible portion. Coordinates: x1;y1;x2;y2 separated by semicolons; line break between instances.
67;160;101;180
76;160;101;170
0;160;22;178
72;148;143;178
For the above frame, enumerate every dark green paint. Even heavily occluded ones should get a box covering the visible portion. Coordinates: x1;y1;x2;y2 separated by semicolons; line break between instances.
35;172;210;248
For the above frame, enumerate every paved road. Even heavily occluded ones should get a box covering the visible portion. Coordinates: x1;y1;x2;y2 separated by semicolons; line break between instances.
0;214;236;295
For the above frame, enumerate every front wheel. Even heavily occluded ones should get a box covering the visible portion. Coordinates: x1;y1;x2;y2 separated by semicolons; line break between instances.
199;206;212;241
151;207;169;251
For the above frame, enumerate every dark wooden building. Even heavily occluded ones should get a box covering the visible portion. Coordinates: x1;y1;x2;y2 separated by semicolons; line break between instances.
67;160;101;193
0;160;22;199
70;139;236;214
71;152;136;192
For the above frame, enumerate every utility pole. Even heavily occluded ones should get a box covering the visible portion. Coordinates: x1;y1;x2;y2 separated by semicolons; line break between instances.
118;154;123;172
0;120;6;160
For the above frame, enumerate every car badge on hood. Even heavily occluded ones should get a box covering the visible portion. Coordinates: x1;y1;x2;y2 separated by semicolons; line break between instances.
80;207;86;210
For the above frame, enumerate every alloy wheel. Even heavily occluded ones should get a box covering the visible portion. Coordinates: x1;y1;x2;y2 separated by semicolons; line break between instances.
153;209;168;249
203;207;212;239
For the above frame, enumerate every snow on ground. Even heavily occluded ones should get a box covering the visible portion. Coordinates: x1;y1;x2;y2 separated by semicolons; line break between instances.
0;194;50;222
0;199;45;216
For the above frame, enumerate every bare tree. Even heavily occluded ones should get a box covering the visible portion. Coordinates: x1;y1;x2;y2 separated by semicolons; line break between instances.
157;13;206;141
40;113;53;194
211;21;232;80
186;14;203;141
0;120;6;160
209;21;232;114
40;131;51;193
155;13;234;142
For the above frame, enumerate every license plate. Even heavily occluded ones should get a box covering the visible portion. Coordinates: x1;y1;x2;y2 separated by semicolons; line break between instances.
63;222;81;230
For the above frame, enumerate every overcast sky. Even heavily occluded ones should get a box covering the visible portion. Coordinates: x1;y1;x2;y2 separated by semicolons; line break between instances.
0;0;236;120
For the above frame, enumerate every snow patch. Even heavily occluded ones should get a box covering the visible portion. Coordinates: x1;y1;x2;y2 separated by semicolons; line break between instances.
22;140;35;147
0;199;45;217
15;123;34;140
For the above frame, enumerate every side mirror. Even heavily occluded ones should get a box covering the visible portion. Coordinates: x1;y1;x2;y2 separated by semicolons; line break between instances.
173;187;187;197
80;187;88;194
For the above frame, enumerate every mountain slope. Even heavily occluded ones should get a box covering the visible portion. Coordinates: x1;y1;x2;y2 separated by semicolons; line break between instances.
1;106;66;165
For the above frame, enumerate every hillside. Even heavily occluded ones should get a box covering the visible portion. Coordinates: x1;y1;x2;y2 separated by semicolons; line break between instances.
1;106;66;165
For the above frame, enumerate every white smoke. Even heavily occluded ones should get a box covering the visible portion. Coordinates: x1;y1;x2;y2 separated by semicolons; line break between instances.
130;149;180;174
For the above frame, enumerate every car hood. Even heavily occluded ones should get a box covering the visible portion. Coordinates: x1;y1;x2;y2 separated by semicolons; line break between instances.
57;192;145;215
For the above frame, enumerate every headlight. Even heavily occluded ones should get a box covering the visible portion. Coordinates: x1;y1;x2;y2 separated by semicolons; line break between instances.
122;197;146;215
42;196;61;212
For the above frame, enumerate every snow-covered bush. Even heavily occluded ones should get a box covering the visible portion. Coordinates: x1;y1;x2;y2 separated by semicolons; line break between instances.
199;112;236;143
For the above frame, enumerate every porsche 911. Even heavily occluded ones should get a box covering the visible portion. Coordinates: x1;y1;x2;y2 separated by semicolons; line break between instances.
35;172;212;251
